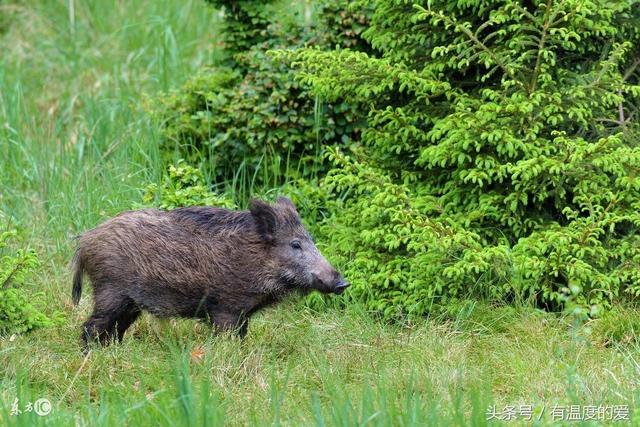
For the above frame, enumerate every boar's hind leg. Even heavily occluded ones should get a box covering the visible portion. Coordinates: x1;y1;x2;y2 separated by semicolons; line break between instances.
82;294;140;348
114;300;141;341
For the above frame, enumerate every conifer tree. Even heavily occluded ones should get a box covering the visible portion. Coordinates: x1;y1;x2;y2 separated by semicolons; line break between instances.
278;0;640;315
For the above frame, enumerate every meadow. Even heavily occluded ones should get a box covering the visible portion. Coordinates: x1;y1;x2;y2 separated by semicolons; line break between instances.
1;0;640;425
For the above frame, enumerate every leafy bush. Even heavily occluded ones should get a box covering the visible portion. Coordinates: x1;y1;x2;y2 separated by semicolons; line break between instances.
143;161;236;209
205;1;277;62
205;0;372;68
278;0;640;316
0;226;53;334
151;0;370;185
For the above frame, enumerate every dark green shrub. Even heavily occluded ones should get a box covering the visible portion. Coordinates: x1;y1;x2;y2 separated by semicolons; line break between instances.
0;226;53;334
142;161;236;209
278;0;640;316
204;1;277;62
151;0;370;185
205;0;372;68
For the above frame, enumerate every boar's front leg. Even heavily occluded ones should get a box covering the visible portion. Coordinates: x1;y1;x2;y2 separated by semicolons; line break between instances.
207;307;248;338
213;312;248;338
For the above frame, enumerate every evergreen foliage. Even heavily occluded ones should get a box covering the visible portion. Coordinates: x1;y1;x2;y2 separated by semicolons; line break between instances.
204;1;277;63
143;161;236;210
152;0;370;184
277;0;640;316
0;226;53;334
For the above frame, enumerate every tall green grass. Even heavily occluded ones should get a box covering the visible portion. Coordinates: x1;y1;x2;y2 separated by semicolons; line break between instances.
0;0;221;240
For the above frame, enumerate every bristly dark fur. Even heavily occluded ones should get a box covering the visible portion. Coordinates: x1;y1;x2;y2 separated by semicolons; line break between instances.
72;197;345;350
169;206;253;233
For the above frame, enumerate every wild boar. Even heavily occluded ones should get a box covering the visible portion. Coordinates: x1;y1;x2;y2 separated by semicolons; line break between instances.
72;197;348;348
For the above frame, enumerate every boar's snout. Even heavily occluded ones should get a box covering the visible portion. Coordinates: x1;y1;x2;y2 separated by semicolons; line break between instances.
311;266;349;295
333;278;350;295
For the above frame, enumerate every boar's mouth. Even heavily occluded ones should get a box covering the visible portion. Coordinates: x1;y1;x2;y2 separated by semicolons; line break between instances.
277;273;349;295
332;279;350;295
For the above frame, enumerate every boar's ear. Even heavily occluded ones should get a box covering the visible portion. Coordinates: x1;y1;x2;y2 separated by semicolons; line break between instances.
250;199;278;242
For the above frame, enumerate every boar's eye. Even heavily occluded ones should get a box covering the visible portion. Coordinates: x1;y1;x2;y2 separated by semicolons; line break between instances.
290;240;302;250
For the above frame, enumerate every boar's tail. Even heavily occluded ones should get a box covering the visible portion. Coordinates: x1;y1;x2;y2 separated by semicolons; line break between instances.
72;250;84;305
